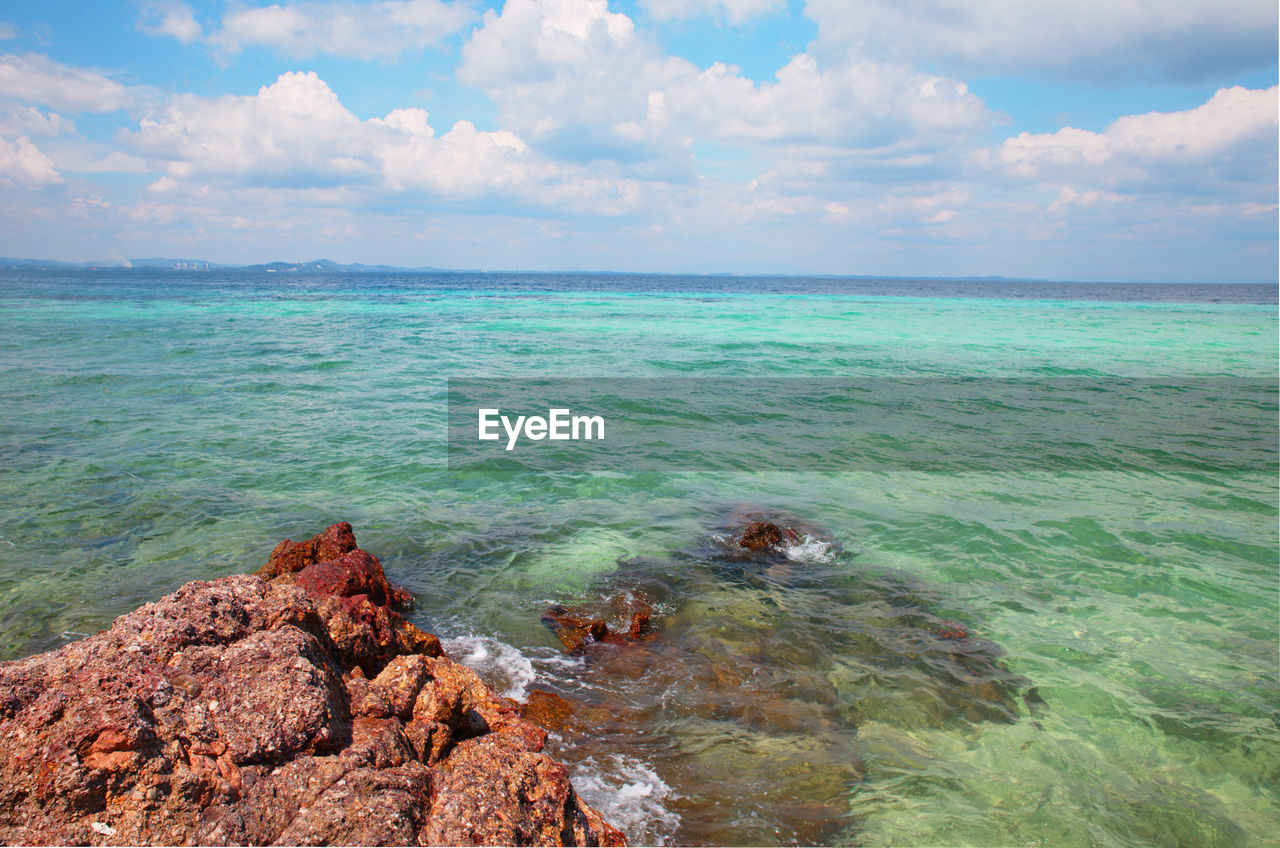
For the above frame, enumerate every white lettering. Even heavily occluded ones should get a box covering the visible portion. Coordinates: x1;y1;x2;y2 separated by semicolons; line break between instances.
481;409;605;450
478;409;500;440
549;408;571;440
502;414;525;451
573;414;604;440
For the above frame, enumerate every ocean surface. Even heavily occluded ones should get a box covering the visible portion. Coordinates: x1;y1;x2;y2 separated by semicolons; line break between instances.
1;270;1276;846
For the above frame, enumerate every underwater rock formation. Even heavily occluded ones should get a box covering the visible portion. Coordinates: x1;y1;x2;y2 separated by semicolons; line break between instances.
528;508;1041;844
542;509;1034;726
0;523;624;847
540;592;656;655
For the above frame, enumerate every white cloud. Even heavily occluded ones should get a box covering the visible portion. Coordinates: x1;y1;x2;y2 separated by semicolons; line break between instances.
459;0;637;90
50;145;151;174
994;86;1278;192
0;104;75;137
125;70;645;212
0;22;17;40
460;0;991;175
655;54;988;146
0;134;60;186
0;53;135;113
137;1;203;44
130;71;370;183
878;188;971;225
639;0;781;25
803;0;1278;82
371;109;537;194
208;0;476;59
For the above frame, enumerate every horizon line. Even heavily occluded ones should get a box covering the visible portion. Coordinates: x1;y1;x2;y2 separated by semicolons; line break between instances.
0;256;1276;286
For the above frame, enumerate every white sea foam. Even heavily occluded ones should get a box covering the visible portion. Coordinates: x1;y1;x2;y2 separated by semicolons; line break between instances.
780;533;836;563
441;635;536;701
714;530;836;563
571;754;680;846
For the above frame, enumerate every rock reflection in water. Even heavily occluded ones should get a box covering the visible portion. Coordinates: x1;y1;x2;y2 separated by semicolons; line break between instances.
522;510;1039;845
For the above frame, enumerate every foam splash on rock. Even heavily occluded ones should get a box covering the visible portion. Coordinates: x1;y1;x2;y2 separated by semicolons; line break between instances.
570;754;680;847
780;532;836;563
441;635;537;701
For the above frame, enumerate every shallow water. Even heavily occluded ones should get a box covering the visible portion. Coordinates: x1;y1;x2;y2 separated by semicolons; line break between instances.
1;270;1276;845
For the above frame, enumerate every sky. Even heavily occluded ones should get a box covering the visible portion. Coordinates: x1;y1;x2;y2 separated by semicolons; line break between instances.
0;0;1276;280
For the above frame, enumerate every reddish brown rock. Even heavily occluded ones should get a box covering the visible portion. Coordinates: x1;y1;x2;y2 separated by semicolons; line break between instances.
518;690;617;739
424;725;626;847
542;605;611;654
0;523;622;846
520;689;577;732
257;523;413;611
739;520;784;551
611;592;654;639
936;621;970;640
255;521;358;581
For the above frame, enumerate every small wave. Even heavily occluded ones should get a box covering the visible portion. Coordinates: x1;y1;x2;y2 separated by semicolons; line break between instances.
571;754;680;846
714;530;837;563
441;635;535;701
781;533;836;563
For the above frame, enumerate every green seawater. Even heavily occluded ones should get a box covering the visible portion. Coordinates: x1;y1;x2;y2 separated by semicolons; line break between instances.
0;271;1276;846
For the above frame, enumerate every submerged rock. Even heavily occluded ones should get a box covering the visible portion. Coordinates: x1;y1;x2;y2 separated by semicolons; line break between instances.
520;509;1041;844
532;509;1037;749
0;523;624;847
540;591;657;656
541;605;612;654
738;520;785;552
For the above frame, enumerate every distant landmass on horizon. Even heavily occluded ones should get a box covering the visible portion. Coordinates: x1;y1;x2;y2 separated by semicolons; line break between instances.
0;256;1061;282
0;256;445;273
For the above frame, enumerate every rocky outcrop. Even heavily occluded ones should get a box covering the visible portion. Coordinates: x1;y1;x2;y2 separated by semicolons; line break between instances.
0;523;624;846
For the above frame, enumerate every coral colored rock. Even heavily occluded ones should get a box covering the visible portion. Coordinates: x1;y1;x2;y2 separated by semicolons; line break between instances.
542;605;611;654
0;523;621;846
520;689;577;732
255;521;358;581
739;521;784;551
425;725;626;847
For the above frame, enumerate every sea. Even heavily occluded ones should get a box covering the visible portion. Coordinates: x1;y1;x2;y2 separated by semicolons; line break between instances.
1;269;1276;846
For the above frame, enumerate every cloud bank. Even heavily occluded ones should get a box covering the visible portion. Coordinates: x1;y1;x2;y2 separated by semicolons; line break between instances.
0;0;1273;279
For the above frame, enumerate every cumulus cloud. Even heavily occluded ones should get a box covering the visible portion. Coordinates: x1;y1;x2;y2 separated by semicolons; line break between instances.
639;0;781;25
653;54;988;147
0;134;60;186
460;0;992;176
130;71;371;184
0;104;76;137
993;86;1278;193
207;0;476;59
125;70;644;212
0;53;136;113
804;0;1278;82
459;0;638;90
137;1;203;44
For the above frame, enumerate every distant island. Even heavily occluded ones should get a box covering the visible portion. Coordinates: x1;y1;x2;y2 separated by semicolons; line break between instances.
0;256;444;273
0;256;1049;281
7;259;1267;285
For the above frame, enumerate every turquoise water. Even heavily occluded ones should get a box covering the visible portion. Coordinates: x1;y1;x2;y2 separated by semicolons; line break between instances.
1;271;1276;845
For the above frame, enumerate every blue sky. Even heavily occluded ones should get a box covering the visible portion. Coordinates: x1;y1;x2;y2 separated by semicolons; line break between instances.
0;0;1275;280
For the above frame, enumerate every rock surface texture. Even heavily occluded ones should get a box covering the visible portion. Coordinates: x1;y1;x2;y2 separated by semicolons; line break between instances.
0;523;625;846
